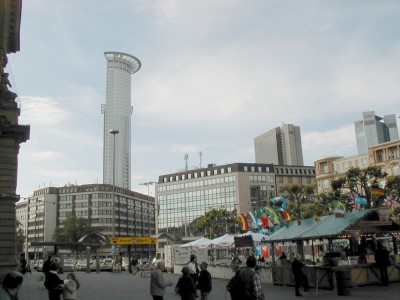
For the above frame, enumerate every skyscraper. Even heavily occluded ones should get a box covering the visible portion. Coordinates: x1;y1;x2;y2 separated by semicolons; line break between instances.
354;111;399;154
254;124;304;166
102;52;141;189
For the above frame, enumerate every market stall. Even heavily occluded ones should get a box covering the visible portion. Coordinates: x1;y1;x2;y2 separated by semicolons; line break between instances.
262;209;400;288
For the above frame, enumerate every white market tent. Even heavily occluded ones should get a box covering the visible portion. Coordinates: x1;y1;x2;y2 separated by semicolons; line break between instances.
179;237;211;248
209;233;235;247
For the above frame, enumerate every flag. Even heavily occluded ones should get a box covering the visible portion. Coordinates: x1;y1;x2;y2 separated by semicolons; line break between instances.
280;210;291;221
261;215;269;227
333;200;345;218
261;245;270;258
239;213;249;230
247;211;257;224
355;194;368;205
371;187;385;196
384;198;400;208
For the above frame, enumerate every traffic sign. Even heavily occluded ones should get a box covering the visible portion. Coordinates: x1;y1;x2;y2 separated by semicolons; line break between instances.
109;237;157;245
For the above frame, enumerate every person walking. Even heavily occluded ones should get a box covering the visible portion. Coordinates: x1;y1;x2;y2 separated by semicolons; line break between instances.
63;272;80;300
42;256;53;274
291;254;309;297
197;262;212;300
187;255;200;285
150;261;173;300
375;241;391;286
44;262;68;300
0;271;23;300
176;266;197;300
236;255;263;300
231;256;242;272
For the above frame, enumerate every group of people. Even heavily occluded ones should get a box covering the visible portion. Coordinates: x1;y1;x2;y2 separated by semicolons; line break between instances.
41;256;80;300
150;254;213;300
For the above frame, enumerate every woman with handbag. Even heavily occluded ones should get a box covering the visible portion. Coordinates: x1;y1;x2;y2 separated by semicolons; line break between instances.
44;262;68;300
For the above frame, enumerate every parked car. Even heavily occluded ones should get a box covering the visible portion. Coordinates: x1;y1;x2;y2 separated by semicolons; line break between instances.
62;260;75;272
100;258;114;272
36;259;43;272
74;259;87;271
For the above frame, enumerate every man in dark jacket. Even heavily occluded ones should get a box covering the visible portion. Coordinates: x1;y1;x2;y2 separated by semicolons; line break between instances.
42;256;52;274
197;262;212;300
292;254;309;296
44;262;67;300
233;255;263;300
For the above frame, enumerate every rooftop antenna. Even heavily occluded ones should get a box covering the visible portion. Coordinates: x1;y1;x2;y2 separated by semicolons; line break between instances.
184;153;189;171
199;151;202;168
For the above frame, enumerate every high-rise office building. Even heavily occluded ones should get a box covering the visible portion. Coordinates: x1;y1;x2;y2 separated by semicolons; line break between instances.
102;52;141;189
254;124;303;166
354;111;399;154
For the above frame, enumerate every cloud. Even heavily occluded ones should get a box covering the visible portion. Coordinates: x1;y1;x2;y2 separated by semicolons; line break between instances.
18;96;71;125
31;151;64;160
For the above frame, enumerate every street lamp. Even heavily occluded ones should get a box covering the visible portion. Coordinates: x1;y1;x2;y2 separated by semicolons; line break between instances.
109;129;119;239
139;181;156;258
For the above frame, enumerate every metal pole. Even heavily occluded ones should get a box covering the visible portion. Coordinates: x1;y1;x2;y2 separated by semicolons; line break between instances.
109;129;119;239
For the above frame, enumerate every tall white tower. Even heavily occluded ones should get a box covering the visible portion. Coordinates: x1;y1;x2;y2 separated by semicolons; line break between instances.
102;52;141;189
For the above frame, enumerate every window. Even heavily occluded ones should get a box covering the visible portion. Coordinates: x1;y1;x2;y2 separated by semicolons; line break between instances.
322;180;330;188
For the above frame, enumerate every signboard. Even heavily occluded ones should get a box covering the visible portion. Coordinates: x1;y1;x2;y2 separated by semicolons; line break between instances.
109;237;157;245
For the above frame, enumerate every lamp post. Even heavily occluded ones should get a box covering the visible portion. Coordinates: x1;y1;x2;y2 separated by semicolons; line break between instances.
139;181;156;259
109;129;119;239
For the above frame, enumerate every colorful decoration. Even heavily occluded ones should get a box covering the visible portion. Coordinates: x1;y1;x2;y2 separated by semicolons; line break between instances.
239;213;249;230
237;196;291;234
333;200;345;218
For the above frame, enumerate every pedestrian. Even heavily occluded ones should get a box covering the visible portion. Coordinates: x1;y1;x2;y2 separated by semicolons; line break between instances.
42;256;53;274
150;261;173;300
375;241;391;286
0;271;23;300
231;256;242;272
236;255;263;300
44;261;68;300
197;262;212;300
187;255;200;285
291;254;309;297
63;272;80;300
176;266;197;300
131;256;139;274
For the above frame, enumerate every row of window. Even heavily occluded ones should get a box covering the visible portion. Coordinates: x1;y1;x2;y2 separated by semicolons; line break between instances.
158;176;236;192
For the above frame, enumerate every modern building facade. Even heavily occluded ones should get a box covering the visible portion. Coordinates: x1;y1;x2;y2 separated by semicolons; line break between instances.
155;162;315;241
254;124;304;166
16;184;156;259
355;111;399;154
102;52;141;190
0;0;30;281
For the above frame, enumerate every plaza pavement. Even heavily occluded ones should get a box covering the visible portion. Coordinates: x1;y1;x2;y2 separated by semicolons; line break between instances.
18;270;399;300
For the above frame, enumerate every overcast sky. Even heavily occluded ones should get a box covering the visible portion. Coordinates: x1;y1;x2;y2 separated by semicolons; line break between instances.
9;0;400;198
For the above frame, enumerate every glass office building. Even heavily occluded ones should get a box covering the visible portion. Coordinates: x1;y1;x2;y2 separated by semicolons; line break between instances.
355;111;399;154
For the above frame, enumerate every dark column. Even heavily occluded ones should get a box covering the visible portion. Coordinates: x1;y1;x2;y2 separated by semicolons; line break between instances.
0;48;30;280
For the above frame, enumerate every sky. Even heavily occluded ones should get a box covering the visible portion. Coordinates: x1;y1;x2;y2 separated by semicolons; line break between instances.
9;0;400;199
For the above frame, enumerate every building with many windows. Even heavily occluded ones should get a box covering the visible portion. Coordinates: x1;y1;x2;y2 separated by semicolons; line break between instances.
102;52;141;190
16;184;155;259
315;139;400;194
155;162;315;241
355;111;399;154
254;124;304;166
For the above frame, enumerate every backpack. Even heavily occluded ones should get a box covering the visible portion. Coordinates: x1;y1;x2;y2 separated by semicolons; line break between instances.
227;269;246;300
